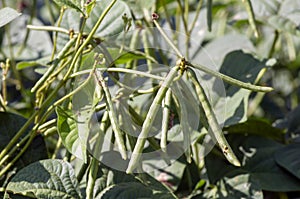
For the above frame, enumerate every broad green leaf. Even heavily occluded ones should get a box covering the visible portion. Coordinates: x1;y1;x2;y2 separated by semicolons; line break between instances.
53;0;83;14
190;35;257;126
56;106;87;162
107;48;146;65
196;174;263;199
275;143;300;179
96;177;176;199
94;165;176;199
1;15;52;60
56;0;132;50
0;112;47;175
85;0;132;38
219;51;267;126
95;182;152;199
17;56;51;70
6;159;82;199
224;118;284;142
0;7;21;27
205;135;300;192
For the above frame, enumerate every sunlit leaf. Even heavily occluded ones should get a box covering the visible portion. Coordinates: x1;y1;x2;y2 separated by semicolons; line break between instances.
53;0;83;14
6;159;82;199
0;7;21;28
205;135;300;192
56;106;87;162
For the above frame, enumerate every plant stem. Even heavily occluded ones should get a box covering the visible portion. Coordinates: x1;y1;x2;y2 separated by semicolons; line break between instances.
189;0;203;33
153;20;183;58
17;0;37;55
126;65;180;173
206;0;212;31
53;60;96;106
51;7;66;60
31;37;77;93
0;133;36;177
63;0;117;81
243;0;259;38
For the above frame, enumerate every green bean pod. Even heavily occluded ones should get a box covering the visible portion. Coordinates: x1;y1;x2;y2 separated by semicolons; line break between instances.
188;68;241;167
126;65;180;173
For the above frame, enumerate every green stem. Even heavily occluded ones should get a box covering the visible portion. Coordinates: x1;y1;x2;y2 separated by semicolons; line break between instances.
126;65;180;173
189;0;203;33
161;0;173;30
31;37;77;93
125;28;140;69
51;7;66;60
186;62;273;92
51;136;62;159
176;0;189;36
77;162;89;183
267;31;278;58
63;0;117;81
188;69;241;167
153;20;183;58
207;0;212;32
0;133;36;177
17;0;37;55
243;0;259;38
142;29;153;71
53;60;96;106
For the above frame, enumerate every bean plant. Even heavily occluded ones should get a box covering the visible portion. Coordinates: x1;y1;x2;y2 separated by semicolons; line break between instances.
0;0;300;198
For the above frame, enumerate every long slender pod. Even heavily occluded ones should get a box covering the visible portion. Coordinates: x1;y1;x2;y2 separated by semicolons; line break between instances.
126;65;180;173
188;68;241;166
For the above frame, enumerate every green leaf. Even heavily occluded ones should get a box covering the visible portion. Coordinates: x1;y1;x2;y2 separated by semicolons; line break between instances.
190;34;257;126
0;15;53;60
56;0;132;51
17;56;51;70
224;118;284;142
94;165;177;199
0;112;47;174
275;143;300;180
95;182;152;199
53;0;83;14
0;7;21;28
6;159;82;199
85;0;132;38
205;135;300;192
219;51;266;126
210;174;263;199
56;106;87;162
